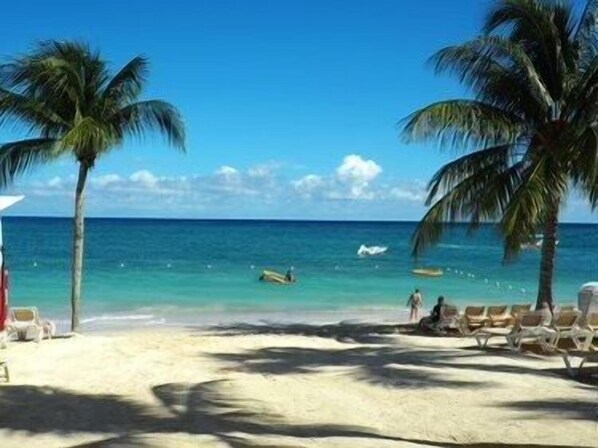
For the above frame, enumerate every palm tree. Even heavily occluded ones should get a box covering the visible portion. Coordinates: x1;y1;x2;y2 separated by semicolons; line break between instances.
0;41;186;332
402;0;598;310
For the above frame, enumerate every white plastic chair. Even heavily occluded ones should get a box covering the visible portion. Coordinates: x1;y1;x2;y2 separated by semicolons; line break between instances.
505;312;556;351
8;307;53;343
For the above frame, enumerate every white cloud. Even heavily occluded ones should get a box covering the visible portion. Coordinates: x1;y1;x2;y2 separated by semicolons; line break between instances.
293;174;324;198
292;155;386;201
15;156;429;218
93;174;122;188
336;155;382;184
247;163;278;179
335;155;382;199
388;187;425;202
215;166;239;177
130;170;158;188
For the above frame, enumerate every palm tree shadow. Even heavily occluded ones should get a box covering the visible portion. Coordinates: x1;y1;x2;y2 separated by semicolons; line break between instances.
0;382;402;445
0;383;584;448
204;321;406;344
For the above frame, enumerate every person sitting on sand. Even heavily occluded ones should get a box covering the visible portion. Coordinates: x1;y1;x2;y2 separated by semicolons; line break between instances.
285;267;295;283
407;288;423;322
419;295;446;331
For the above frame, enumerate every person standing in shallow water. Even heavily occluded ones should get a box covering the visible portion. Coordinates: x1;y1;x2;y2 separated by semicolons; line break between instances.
407;288;423;322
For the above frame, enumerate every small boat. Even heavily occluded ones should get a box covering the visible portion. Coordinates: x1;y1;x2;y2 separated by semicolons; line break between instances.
520;234;559;250
259;270;295;284
357;244;388;257
412;268;444;277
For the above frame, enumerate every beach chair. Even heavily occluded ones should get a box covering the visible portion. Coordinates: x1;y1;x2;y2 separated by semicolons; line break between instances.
560;348;598;377
436;305;461;334
8;307;53;343
558;305;577;313
461;306;486;332
486;305;510;327
0;359;8;382
505;312;556;352
511;303;532;319
583;312;598;348
0;330;8;349
474;304;530;331
561;312;598;351
546;311;582;350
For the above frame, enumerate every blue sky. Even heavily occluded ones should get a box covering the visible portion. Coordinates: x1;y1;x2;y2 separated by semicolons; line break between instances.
1;0;596;221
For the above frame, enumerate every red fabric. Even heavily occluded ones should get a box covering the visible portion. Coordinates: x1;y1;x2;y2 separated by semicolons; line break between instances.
0;267;8;332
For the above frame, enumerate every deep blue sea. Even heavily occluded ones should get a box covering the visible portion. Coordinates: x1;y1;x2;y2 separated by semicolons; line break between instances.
3;218;597;330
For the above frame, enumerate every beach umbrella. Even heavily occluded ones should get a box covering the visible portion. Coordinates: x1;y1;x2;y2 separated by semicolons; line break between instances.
0;196;24;332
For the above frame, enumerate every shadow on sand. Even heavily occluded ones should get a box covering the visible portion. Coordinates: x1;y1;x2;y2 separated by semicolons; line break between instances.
0;381;585;448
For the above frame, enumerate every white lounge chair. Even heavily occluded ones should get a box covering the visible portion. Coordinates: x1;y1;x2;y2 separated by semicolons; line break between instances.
505;312;556;352
435;305;461;334
8;307;54;343
546;311;585;350
0;358;8;382
0;330;8;349
561;348;598;377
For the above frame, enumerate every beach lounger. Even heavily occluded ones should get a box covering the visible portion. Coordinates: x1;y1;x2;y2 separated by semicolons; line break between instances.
8;307;54;343
562;312;598;351
560;348;598;377
461;306;486;332
486;305;510;327
546;311;583;350
435;305;461;334
492;304;532;327
0;359;8;382
505;312;556;352
474;327;512;348
0;330;8;349
558;305;577;312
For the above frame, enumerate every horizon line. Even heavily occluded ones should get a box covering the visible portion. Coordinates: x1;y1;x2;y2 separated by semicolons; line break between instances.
4;215;597;225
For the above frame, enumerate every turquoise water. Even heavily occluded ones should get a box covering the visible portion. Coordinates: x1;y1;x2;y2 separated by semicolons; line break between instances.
3;218;598;329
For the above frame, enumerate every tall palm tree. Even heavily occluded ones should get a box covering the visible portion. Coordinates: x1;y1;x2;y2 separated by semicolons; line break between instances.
0;41;186;332
402;0;598;310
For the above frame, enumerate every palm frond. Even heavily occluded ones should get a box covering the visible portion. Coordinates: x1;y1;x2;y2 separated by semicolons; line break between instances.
402;100;524;151
575;0;598;68
431;36;552;115
102;56;148;105
114;100;186;150
0;88;68;136
0;138;59;187
412;159;525;257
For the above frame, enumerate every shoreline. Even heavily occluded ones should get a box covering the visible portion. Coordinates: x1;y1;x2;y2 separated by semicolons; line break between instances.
42;297;584;334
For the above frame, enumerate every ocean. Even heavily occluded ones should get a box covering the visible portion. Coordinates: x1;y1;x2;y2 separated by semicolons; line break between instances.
3;217;597;330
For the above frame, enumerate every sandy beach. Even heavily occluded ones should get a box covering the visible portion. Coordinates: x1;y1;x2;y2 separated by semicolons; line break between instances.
0;324;596;448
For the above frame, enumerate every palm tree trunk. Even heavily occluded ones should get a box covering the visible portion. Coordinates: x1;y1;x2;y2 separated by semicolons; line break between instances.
535;202;560;311
70;162;89;333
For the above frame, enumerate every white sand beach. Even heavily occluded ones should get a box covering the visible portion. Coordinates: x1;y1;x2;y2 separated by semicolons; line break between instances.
0;325;596;448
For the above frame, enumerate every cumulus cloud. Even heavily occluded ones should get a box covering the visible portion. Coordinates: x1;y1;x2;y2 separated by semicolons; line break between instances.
130;170;159;188
92;174;122;188
215;166;239;177
14;155;428;218
292;174;324;198
292;154;403;201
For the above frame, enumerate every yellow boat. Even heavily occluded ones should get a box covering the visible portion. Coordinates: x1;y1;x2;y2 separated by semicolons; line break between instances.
412;268;444;277
259;270;294;284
